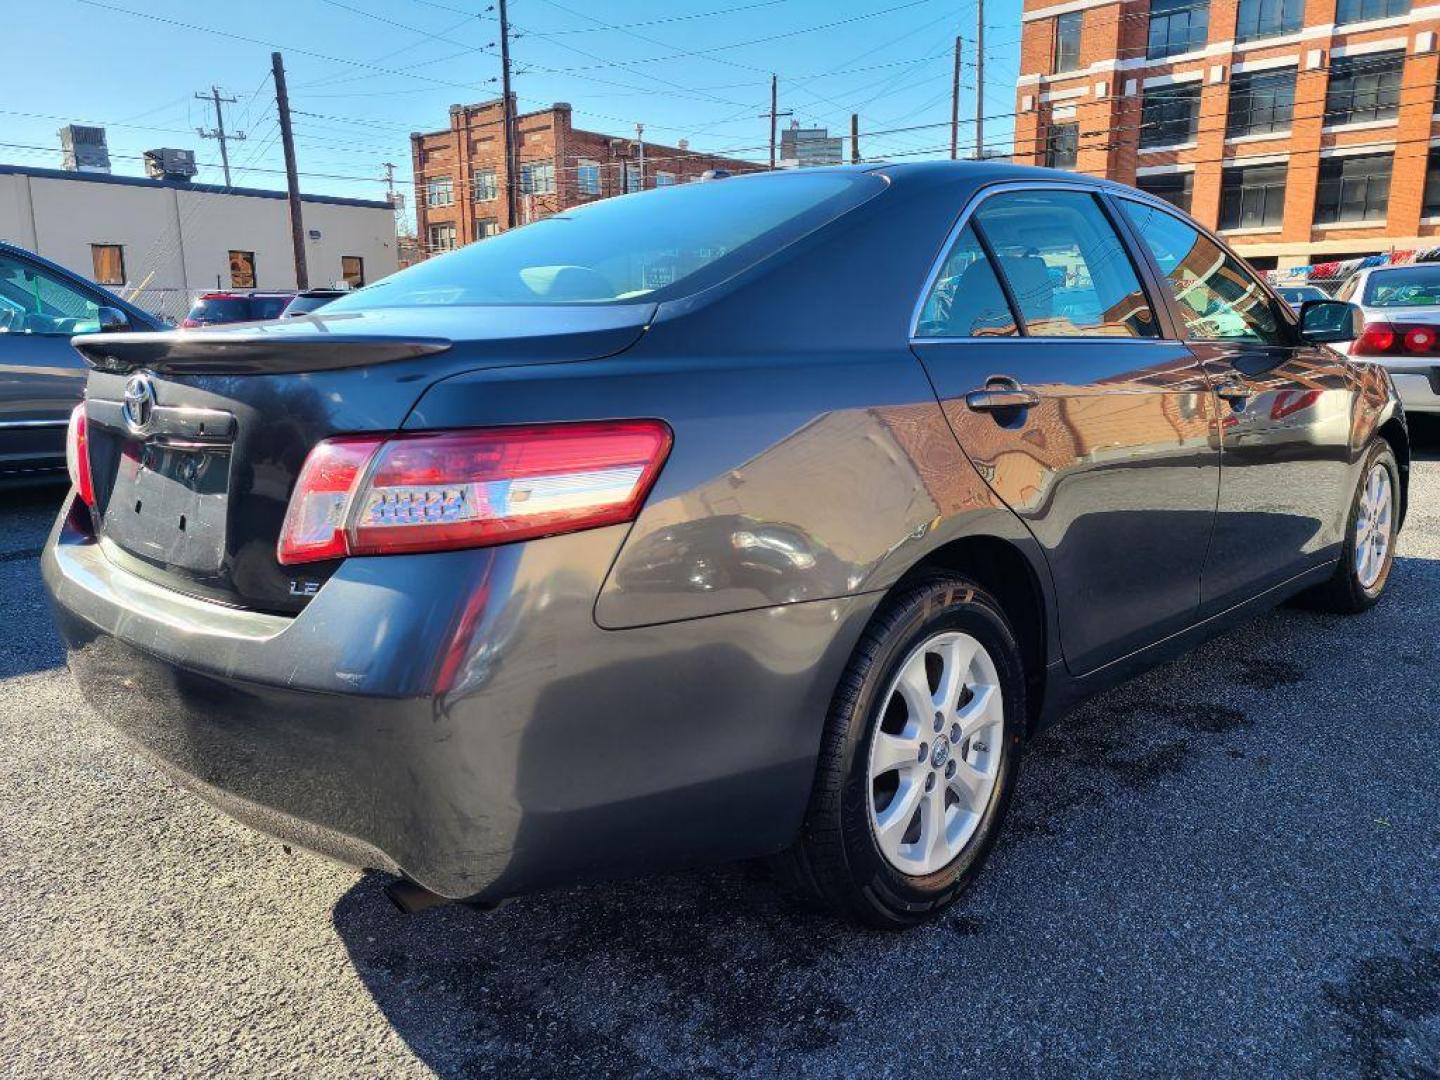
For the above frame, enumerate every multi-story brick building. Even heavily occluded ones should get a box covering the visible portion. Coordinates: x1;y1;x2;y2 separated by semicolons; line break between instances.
1013;0;1440;276
411;98;762;257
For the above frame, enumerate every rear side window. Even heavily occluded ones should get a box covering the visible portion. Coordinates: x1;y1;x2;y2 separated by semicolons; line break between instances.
973;190;1159;339
915;225;1018;338
1118;199;1287;344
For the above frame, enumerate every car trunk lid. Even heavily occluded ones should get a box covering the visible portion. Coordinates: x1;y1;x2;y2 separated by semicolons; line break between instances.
72;303;654;612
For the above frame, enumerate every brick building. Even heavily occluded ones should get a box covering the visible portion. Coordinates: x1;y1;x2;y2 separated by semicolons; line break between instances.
1012;0;1440;275
411;98;763;257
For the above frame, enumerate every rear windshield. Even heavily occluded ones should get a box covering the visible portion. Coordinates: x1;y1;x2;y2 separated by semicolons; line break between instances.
325;172;884;310
250;295;293;320
1363;266;1440;308
188;297;251;321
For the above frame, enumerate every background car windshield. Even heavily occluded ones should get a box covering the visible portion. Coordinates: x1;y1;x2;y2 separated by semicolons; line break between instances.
188;297;251;321
1363;266;1440;308
250;296;293;320
1279;287;1326;303
326;172;881;310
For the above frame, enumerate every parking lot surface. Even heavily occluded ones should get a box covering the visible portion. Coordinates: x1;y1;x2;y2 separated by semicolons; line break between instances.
2;437;1438;1078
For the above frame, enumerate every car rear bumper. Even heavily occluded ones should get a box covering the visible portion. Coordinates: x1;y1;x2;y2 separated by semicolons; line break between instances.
1385;366;1440;413
43;495;878;900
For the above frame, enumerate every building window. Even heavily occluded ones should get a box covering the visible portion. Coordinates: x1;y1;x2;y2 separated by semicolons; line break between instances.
472;169;497;202
624;166;642;193
427;223;457;254
341;256;364;289
1148;0;1208;60
90;244;124;286
1046;122;1079;168
1140;82;1202;148
1335;0;1408;23
1054;11;1083;73
1314;153;1392;224
1324;52;1403;126
520;161;556;195
425;176;454;207
477;218;500;239
229;250;256;289
1234;0;1303;42
1220;164;1288;230
577;160;601;195
1135;171;1194;212
1227;68;1295;137
1424;150;1440;217
655;171;677;187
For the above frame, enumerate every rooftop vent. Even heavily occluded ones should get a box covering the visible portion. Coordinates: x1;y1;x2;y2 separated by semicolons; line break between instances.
143;148;198;182
59;125;111;174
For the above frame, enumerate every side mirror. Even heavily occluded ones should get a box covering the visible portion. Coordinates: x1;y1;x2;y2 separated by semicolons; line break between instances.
96;306;131;333
1299;299;1363;344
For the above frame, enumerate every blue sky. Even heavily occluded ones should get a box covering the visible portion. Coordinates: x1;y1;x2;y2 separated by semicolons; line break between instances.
1;0;1022;213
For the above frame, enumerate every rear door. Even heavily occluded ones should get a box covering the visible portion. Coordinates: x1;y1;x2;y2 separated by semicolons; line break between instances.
911;184;1220;675
1114;198;1356;612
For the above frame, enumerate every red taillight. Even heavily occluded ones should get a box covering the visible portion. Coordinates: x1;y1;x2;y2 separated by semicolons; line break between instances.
277;421;673;566
180;318;200;328
1353;323;1395;355
65;403;95;508
1404;326;1437;353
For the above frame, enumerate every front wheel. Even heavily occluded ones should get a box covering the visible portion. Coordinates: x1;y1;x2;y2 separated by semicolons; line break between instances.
1297;440;1399;613
777;575;1025;928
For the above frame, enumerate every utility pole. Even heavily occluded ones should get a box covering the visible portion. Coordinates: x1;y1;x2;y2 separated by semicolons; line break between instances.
950;36;962;160
635;123;645;190
850;113;860;164
271;52;308;290
974;0;985;160
195;86;246;187
761;74;793;170
497;0;519;230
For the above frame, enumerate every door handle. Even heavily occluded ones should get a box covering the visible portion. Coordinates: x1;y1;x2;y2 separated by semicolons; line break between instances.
965;379;1040;413
1215;378;1253;403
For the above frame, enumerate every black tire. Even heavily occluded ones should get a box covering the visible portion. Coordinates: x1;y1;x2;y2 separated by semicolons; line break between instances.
776;574;1026;929
1295;440;1399;614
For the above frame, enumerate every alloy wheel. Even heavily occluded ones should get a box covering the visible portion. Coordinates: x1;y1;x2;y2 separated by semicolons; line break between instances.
866;631;1004;876
1355;461;1393;591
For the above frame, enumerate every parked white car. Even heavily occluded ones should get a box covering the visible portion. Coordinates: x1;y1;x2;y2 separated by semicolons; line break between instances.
1333;264;1440;414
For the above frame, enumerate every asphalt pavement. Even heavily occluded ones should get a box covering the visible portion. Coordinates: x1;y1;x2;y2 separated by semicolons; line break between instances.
1;433;1438;1078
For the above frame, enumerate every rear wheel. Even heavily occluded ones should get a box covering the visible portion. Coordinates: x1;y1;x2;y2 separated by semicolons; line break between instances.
1296;440;1399;614
778;575;1025;928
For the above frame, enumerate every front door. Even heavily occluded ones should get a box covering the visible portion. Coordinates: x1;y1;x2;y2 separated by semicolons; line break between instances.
912;186;1221;675
1113;199;1357;612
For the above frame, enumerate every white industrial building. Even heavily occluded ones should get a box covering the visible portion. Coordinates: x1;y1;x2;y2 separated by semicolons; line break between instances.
0;161;400;323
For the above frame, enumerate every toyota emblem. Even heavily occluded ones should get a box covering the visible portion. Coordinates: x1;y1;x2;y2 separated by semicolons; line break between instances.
122;372;157;434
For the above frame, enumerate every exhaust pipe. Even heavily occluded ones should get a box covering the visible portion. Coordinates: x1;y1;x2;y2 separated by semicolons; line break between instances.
384;879;454;915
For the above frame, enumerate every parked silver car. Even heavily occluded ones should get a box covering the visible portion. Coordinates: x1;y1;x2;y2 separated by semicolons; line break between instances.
1333;263;1440;414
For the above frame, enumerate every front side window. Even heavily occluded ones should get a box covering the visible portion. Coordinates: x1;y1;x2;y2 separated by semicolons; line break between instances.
341;256;364;289
0;254;101;336
973;190;1159;339
1054;11;1083;72
472;169;497;202
427;222;456;254
915;224;1018;338
521;161;556;196
91;244;125;286
1324;52;1403;125
1140;83;1202;147
229;250;256;289
1234;0;1303;41
1136;171;1194;212
1119;200;1286;343
1335;0;1408;23
1148;0;1209;59
1314;153;1392;224
577;160;601;195
426;176;454;207
1227;69;1296;137
1219;164;1288;230
1046;122;1079;169
327;171;883;308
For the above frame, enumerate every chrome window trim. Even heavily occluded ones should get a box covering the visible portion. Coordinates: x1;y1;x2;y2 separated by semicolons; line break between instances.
0;419;68;429
908;179;1177;343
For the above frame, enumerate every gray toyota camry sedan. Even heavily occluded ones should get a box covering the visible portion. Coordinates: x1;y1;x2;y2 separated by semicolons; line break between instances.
43;163;1406;928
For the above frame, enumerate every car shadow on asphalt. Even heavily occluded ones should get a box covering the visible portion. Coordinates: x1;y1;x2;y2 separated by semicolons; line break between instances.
328;551;1440;1077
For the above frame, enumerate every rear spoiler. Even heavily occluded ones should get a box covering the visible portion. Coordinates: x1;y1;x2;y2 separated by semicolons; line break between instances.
72;329;452;375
